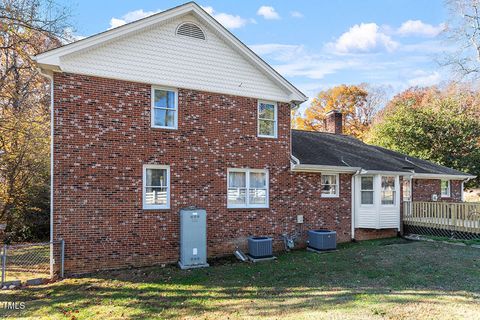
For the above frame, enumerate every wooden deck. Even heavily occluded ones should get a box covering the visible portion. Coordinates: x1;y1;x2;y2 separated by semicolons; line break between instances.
403;201;480;234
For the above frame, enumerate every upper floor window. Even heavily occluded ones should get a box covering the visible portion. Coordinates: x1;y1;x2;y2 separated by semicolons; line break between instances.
152;87;178;129
258;101;277;138
227;169;269;208
381;176;396;205
143;164;170;209
441;180;450;197
321;174;339;197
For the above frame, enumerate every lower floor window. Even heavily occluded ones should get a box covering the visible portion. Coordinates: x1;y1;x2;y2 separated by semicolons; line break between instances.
381;176;396;205
441;180;450;197
402;179;411;201
143;164;170;209
321;174;339;197
227;169;268;208
361;176;374;205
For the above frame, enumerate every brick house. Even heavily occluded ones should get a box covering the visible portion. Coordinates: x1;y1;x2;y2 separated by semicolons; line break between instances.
34;2;474;274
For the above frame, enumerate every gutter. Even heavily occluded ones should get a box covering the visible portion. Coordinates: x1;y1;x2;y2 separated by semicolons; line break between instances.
413;173;476;180
290;163;360;173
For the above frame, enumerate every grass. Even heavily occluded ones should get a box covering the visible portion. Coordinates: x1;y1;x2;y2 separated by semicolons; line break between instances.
0;238;479;319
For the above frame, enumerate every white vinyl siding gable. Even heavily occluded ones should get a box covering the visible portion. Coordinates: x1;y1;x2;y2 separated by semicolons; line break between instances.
60;14;291;102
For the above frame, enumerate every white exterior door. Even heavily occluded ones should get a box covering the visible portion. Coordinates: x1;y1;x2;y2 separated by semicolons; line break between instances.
355;174;400;229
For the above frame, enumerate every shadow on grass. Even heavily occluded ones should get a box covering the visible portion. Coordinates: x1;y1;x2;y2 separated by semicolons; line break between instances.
1;238;479;319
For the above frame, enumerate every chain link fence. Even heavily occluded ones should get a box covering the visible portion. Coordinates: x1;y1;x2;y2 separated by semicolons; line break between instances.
1;240;64;286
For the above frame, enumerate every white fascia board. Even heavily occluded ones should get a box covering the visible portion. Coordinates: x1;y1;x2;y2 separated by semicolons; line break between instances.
291;163;360;173
33;2;307;103
413;173;476;180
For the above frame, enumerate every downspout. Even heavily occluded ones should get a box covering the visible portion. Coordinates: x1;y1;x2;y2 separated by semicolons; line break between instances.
39;69;54;277
351;169;361;240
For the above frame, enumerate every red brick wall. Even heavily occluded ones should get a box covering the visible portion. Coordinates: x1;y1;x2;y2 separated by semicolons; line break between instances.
52;73;354;274
412;179;462;202
355;228;397;240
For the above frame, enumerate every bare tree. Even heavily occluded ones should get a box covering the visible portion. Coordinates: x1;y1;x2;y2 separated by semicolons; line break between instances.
358;83;389;127
443;0;480;79
0;0;70;241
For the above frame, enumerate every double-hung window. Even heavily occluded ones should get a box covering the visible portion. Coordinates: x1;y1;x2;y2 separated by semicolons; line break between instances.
402;179;412;202
152;87;177;129
143;165;170;209
360;176;374;205
227;169;268;208
321;174;339;197
441;180;450;197
258;101;277;138
381;176;396;205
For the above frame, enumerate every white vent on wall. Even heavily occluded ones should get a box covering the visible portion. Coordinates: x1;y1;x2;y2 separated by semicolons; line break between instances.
176;22;206;40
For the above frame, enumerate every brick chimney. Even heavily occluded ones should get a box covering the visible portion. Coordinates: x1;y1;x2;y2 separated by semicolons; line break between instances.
325;110;343;134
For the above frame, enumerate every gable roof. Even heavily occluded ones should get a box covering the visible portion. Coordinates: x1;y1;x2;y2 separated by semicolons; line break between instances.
34;2;307;103
291;130;475;179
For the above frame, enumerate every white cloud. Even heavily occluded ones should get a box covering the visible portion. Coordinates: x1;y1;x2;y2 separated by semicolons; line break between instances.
257;6;280;20
250;43;359;79
330;23;399;54
290;11;303;18
407;70;442;87
109;9;161;29
62;27;86;44
202;6;248;29
250;43;305;61
397;20;445;37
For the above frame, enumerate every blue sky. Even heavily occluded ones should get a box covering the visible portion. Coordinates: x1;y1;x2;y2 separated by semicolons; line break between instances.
64;0;449;105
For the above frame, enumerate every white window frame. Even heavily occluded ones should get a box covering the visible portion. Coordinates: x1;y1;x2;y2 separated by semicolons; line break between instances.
227;168;269;209
143;164;170;210
151;86;178;130
360;176;375;206
381;176;396;206
441;179;451;198
402;178;412;202
321;173;339;198
257;100;277;138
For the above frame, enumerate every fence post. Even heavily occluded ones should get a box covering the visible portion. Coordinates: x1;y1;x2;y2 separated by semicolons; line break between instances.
60;239;65;278
1;245;7;285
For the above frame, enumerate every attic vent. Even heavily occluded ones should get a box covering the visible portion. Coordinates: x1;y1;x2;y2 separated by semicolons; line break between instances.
176;23;205;40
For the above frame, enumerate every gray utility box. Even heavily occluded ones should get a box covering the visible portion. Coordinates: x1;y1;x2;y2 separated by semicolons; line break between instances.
248;237;273;258
178;207;209;269
308;230;337;251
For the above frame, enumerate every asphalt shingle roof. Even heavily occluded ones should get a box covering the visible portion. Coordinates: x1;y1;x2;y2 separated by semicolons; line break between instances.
291;130;471;177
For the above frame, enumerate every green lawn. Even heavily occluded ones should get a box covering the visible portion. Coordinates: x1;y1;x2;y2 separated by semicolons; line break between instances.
1;238;480;319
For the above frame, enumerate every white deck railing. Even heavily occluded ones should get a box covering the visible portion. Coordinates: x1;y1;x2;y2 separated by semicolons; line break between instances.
403;201;480;233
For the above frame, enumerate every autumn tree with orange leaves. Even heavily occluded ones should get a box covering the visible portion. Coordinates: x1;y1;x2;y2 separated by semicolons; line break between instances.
0;0;70;241
293;84;386;140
